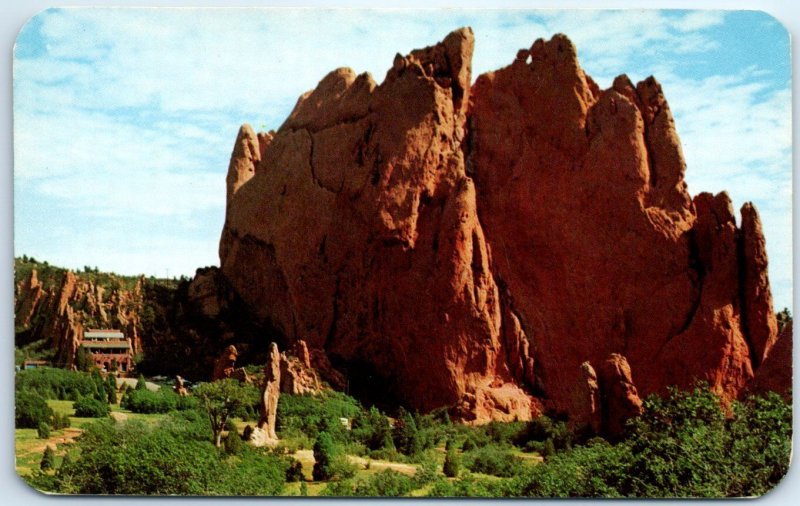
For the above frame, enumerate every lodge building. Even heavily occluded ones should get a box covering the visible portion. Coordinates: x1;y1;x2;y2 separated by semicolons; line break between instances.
80;329;134;373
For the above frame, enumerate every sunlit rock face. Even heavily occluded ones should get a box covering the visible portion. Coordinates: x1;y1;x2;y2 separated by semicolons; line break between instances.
216;29;781;425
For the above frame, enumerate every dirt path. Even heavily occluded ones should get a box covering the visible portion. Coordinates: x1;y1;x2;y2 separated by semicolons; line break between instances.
291;449;419;477
347;455;418;475
24;428;83;455
110;411;128;422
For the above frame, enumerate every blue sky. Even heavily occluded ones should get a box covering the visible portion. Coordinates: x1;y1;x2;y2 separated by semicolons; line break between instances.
13;8;791;311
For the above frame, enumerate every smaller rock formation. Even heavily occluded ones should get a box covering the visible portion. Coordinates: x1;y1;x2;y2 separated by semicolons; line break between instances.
745;322;792;400
174;375;189;397
280;340;323;395
249;342;281;447
598;354;643;439
212;345;239;380
570;354;643;439
571;362;601;434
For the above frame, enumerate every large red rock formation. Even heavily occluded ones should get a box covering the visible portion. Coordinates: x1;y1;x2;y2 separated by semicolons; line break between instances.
217;29;783;424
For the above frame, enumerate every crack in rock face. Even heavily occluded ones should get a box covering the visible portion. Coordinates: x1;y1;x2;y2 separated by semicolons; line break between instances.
215;28;782;428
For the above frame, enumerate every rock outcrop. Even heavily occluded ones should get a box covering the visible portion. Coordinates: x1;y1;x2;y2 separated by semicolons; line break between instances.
14;267;144;368
212;345;239;381
746;322;792;400
280;340;323;395
250;342;281;447
174;375;189;396
216;29;782;424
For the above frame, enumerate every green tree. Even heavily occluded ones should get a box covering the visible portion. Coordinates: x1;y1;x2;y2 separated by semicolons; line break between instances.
105;375;117;404
135;374;148;391
37;422;51;439
443;447;460;478
194;379;257;447
313;431;337;481
15;390;54;428
392;408;419;455
40;446;55;471
74;396;110;418
776;307;792;332
75;347;93;372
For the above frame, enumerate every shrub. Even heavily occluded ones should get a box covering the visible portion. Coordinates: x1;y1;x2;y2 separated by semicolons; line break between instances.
285;459;305;482
277;391;361;443
223;432;245;456
463;444;526;478
135;375;148;390
443;448;460;478
330;455;358;480
16;368;97;400
37;422;51;439
15;389;54;428
121;388;178;414
51;412;71;430
313;431;337;481
351;406;393;450
414;453;439;485
74;396;110;418
52;417;287;495
353;469;415;496
40;446;55;471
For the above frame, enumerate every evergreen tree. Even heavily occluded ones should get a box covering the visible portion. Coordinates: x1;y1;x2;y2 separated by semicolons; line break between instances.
37;422;51;439
135;374;147;391
40;446;55;471
75;347;93;372
442;439;461;478
392;407;419;455
312;431;337;481
105;375;117;404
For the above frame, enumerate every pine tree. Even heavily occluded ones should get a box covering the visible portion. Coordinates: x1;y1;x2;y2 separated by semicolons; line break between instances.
443;446;460;478
135;374;147;391
312;431;337;481
40;446;55;471
105;375;117;404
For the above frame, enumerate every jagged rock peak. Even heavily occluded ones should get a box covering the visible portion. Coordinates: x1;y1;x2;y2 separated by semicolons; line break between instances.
216;29;781;427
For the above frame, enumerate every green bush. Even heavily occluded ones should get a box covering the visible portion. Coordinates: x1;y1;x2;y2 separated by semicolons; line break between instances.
49;417;287;495
463;444;526;477
74;396;110;418
277;392;361;443
15;389;54;428
312;431;337;481
353;469;415;496
443;448;460;478
285;459;305;482
37;422;51;439
51;412;71;430
414;452;439;485
121;388;181;414
223;432;246;456
351;406;393;450
40;446;55;471
16;368;97;401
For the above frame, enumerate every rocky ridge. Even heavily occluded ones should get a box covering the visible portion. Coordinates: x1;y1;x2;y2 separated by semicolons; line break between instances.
214;29;787;425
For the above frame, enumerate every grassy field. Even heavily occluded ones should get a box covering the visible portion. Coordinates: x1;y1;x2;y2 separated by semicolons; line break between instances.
15;399;169;478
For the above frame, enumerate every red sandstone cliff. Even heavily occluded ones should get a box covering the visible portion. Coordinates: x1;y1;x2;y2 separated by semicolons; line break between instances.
217;29;784;424
15;267;145;368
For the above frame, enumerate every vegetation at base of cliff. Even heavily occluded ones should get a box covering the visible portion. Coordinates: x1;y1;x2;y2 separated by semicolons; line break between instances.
26;415;288;495
17;366;791;498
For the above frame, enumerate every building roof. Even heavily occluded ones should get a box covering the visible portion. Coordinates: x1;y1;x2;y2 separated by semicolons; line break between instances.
84;330;125;339
81;341;132;350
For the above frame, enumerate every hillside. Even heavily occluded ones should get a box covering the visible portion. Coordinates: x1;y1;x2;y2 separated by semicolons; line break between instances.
13;258;280;379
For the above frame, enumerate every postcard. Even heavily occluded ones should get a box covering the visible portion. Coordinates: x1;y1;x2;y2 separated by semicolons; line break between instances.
13;8;791;498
